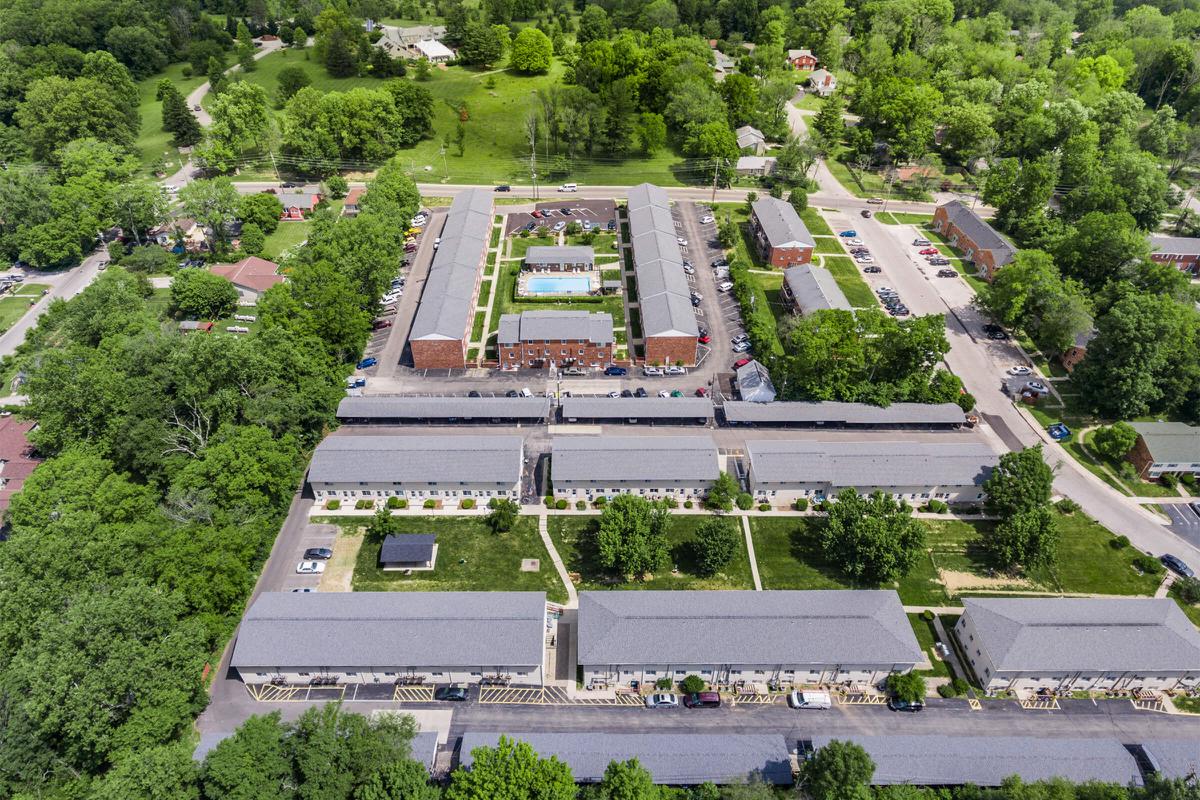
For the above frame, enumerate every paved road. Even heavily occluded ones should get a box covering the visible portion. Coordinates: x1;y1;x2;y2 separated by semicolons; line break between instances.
0;253;105;358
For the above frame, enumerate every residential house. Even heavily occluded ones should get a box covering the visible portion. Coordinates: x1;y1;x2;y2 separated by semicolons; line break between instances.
735;125;767;155
1058;329;1095;373
1148;234;1200;275
149;217;205;251
627;183;698;366
278;190;321;220
736;359;776;403
782;264;850;315
0;417;39;515
523;246;594;271
807;68;837;96
955;597;1200;693
209;255;284;302
1127;422;1200;480
410;189;492;369
551;435;719;501
414;39;455;62
231;591;546;686
376;24;448;56
578;590;922;689
307;433;523;505
379;534;437;571
787;49;818;69
932;201;1016;280
735;156;777;177
497;310;613;370
747;440;998;504
750;196;815;268
712;49;736;80
343;187;365;216
178;320;214;333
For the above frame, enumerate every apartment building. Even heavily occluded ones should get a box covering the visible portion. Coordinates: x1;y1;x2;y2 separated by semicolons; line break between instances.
551;435;719;500
497;310;613;369
750;196;814;268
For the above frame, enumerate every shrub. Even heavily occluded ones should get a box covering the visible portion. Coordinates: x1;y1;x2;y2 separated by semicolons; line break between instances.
924;500;948;514
386;496;402;509
544;496;555;508
1160;472;1178;488
1056;498;1081;515
423;499;436;509
735;492;753;510
1180;472;1196;488
952;678;969;695
488;497;500;509
655;677;673;690
460;498;475;510
661;496;679;509
1110;534;1131;549
182;65;193;77
394;498;408;509
759;503;770;511
555;498;568;510
921;609;934;621
1133;554;1164;575
576;500;586;510
815;500;831;512
593;496;607;507
937;683;958;698
679;675;706;694
1171;575;1200;604
354;499;372;510
793;498;809;511
325;499;341;510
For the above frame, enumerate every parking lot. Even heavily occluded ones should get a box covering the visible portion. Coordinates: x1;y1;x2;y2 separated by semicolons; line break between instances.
284;523;339;592
504;199;617;236
1165;502;1200;547
674;201;746;382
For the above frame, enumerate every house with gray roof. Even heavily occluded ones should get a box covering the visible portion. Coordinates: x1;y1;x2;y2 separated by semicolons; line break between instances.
551;435;719;501
559;396;714;424
410;190;493;368
1128;421;1200;480
747;440;998;504
735;155;777;177
523;245;594;271
627;183;698;365
336;395;551;424
460;733;793;785
231;591;546;686
307;434;523;506
578;590;921;689
735;359;776;403
497;310;613;369
782;264;851;314
735;125;767;155
1148;233;1200;275
750;196;814;268
808;735;1144;787
379;534;437;571
933;201;1015;280
722;400;967;429
955;597;1200;693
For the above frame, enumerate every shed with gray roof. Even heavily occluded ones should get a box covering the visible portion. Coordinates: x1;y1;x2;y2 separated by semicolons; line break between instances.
808;735;1144;787
307;434;523;503
460;733;792;785
579;590;921;688
231;591;546;686
626;183;698;364
560;396;713;423
523;245;594;270
379;534;437;570
956;598;1200;693
552;435;719;499
736;359;776;403
746;440;997;504
337;395;551;424
723;401;967;428
783;264;851;314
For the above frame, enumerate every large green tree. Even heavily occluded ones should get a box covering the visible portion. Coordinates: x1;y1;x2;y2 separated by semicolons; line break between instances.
510;27;553;74
691;516;741;576
595;494;671;578
446;736;576;800
803;740;875;800
170;269;239;319
197;81;271;173
821;489;926;584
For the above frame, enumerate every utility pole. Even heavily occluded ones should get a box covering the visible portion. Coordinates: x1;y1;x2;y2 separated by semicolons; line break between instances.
270;151;280;183
439;144;448;181
710;158;722;203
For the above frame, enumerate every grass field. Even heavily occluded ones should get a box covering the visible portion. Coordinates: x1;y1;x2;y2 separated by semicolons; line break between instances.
821;255;876;308
811;237;845;255
134;63;206;176
349;515;567;602
908;613;951;678
509;235;556;260
799;208;835;236
547;514;756;591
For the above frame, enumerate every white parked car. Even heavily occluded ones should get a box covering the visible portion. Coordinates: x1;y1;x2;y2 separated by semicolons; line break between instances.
665;366;686;375
717;281;734;292
1025;381;1049;393
644;693;679;708
410;216;427;226
558;183;578;192
677;237;688;246
699;215;715;224
553;221;566;231
296;561;326;575
643;366;664;376
787;690;832;709
607;390;620;397
1008;366;1032;376
683;264;696;274
732;341;751;353
658;390;671;398
849;238;864;245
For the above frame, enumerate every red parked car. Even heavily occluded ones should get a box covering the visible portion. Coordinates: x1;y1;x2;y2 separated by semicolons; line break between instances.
531;210;544;218
698;333;711;344
695;387;708;397
734;357;752;369
918;247;939;255
373;319;393;330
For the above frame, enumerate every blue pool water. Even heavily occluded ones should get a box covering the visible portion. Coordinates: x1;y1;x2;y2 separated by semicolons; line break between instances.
527;276;591;294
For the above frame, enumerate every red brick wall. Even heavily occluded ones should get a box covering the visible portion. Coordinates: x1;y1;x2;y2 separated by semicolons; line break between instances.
645;335;696;366
934;207;1001;280
1128;435;1155;479
1150;253;1200;275
1060;345;1087;373
499;341;612;369
412;338;467;369
767;245;813;268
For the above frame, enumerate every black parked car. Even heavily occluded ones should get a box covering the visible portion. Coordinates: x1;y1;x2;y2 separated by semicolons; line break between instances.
635;387;648;397
1160;554;1195;578
303;547;333;560
888;696;924;712
434;685;468;701
620;389;633;398
506;389;520;397
494;184;511;192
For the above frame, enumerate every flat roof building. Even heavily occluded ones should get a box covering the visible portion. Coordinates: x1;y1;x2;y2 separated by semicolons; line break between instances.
497;310;613;370
523;245;594;271
722;400;967;428
627;183;698;366
559;396;714;424
750;196;814;268
552;435;719;500
231;591;546;686
308;434;523;506
579;590;921;689
956;597;1200;693
782;264;850;314
336;395;551;424
747;440;997;504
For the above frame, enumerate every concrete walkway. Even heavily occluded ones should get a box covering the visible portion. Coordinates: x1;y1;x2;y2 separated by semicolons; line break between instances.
741;516;763;590
538;512;577;608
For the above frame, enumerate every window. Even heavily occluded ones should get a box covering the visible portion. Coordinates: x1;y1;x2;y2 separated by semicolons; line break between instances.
256;672;267;677
299;672;310;676
432;672;443;677
346;672;358;676
384;672;396;676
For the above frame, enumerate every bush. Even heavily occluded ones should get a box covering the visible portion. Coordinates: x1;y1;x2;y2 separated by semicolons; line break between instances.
1171;575;1200;604
354;499;372;510
386;495;402;509
921;609;934;621
923;500;948;513
759;503;770;511
1133;554;1164;575
488;497;500;509
1160;472;1178;488
655;677;673;690
661;496;678;509
793;498;809;511
683;500;693;508
182;65;193;77
1110;535;1131;549
544;496;555;508
952;678;969;695
555;498;568;510
460;498;475;510
1180;472;1196;488
593;496;607;507
1056;498;1081;515
394;498;408;509
735;492;753;510
325;499;341;510
679;675;706;694
423;498;436;509
937;683;958;698
576;500;586;510
815;500;831;512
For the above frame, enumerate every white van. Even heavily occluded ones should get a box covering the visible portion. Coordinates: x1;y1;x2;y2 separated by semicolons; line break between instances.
788;690;832;709
558;183;578;192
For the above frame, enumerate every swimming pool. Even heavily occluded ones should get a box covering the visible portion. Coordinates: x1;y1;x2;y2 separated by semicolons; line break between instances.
526;276;591;294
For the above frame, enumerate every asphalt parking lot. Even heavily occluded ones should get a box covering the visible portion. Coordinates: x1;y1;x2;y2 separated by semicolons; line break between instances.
674;202;745;380
505;199;617;236
1165;502;1200;547
282;523;338;592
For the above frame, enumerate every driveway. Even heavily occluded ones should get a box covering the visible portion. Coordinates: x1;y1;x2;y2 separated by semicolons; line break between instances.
372;209;444;377
674;201;741;387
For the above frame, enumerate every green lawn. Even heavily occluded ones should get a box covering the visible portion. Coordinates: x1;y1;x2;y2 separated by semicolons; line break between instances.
262;220;311;260
1066;430;1185;498
547;514;755;591
509;235;556;260
349;516;567;602
811;237;845;255
492;259;626;343
471;310;486;342
821;255;876;308
567;233;619;254
908;613;951;678
799;208;835;236
134;63;206;176
0;296;37;333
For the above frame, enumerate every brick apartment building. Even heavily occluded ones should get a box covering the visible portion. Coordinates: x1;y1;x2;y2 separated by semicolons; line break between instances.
627;183;698;366
750;196;814;268
1148;234;1200;275
410;190;493;369
932;201;1015;280
1127;422;1200;480
497;310;614;369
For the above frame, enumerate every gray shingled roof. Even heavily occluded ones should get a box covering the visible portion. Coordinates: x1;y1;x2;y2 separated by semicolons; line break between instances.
578;590;921;667
627;183;670;211
337;396;551;421
736;125;765;149
627;182;698;339
560;396;714;420
524;245;595;266
962;598;1200;673
1139;739;1200;780
736;360;776;403
410;732;439;772
810;735;1143;787
1130;422;1200;464
747;441;997;488
459;733;792;785
722;401;967;426
230;592;545;669
552;435;719;483
380;534;436;563
753;196;814;249
496;310;614;345
1149;234;1200;256
411;190;492;341
938;201;1015;266
784;265;850;312
308;435;522;484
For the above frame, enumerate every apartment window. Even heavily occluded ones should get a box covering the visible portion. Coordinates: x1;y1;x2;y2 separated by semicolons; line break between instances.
384;672;396;676
256;672;267;677
346;672;358;676
299;672;310;677
432;672;443;677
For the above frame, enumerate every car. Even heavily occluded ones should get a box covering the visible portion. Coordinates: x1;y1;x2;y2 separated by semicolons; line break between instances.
665;366;686;375
788;690;833;709
987;330;1008;340
296;560;325;574
888;697;924;712
839;230;857;237
1025;380;1048;393
850;247;870;255
531;210;544;218
562;367;587;376
607;219;617;231
710;258;729;268
695;387;708;397
698;334;711;344
433;237;441;249
558;183;578;192
291;587;314;593
854;256;873;263
467;390;482;398
677;237;688;246
937;269;957;277
1008;366;1032;376
699;215;715;224
434;685;469;702
605;366;628;376
644;693;679;708
1161;554;1195;577
657;390;670;398
304;547;333;560
561;207;572;215
717;281;734;292
357;357;377;369
690;291;703;302
581;220;594;231
494;184;511;192
861;209;872;218
608;390;621;398
683;264;696;275
346;377;366;389
635;387;648;397
928;256;950;265
913;238;931;246
670;389;684;397
713;268;730;279
734;357;752;369
621;389;633;398
864;266;882;273
506;389;520;397
848;238;864;245
867;197;885;204
919;248;940;255
731;333;749;344
691;297;701;307
192;104;202;111
683;691;721;708
877;286;894;294
281;181;300;189
698;327;709;337
1047;422;1071;441
553;221;566;232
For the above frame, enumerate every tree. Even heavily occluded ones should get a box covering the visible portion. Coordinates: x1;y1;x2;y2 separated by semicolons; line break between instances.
170;270;239;319
178;178;241;251
941;103;996;165
984;446;1054;520
111;181;170;244
446;736;576;800
886;672;926;703
683;121;739;185
458;21;506;66
1092;422;1138;461
197;81;271;173
161;83;202;147
16;75;137;161
812;93;846;153
414;57;432;81
511;28;553;74
706;471;739;511
594;759;659;800
634;113;667;155
92;742;199;800
720;73;759;128
987;507;1059;572
803;740;875;800
314;5;364;77
105;25;169;80
595;494;670;578
238;193;284;235
355;758;441;800
578;5;613;44
239;223;265;255
326;175;349;198
487;498;520;533
1053;211;1149;292
276;64;312;104
692;516;740;577
822;489;926;584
